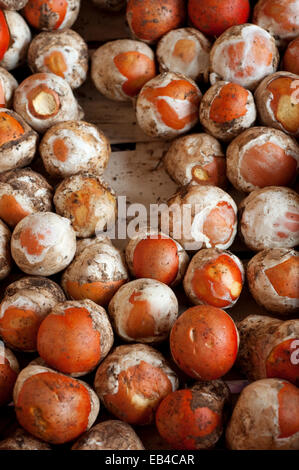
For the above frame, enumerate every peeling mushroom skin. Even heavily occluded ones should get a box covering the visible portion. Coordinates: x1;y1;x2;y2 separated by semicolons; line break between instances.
226;127;299;192
164;133;226;188
226;379;299;450
166;185;238;251
209;24;279;91
283;37;299;76
0;11;31;71
0;1;28;9
54;173;117;238
156;28;211;82
247;249;299;316
108;278;179;343
91;39;156;102
92;0;126;12
237;315;299;385
37;299;114;377
0;109;38;173
126;0;186;45
253;0;299;47
0;345;19;406
0;428;51;450
13;73;83;133
199;81;256;142
183;249;244;309
136;72;202;139
255;72;299;137
94;343;179;425
0;67;18;108
170;305;239;380
40;121;110;178
239;186;299;251
0;219;11;280
156;380;231;450
11;212;76;276
28;29;88;90
125;228;189;287
0;276;65;352
62;238;129;307
13;365;99;445
72;420;144;450
0;168;53;228
23;0;81;31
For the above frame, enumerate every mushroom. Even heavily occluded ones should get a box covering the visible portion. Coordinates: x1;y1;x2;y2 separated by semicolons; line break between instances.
0;428;51;450
23;0;81;31
0;10;31;71
0;218;11;280
282;37;299;75
0;66;18;108
0;345;19;406
0;1;28;9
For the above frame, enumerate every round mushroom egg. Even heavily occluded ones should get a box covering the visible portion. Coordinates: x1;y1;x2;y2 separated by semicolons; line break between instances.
0;10;31;71
0;66;18;108
282;37;299;76
157;28;211;82
0;1;28;9
11;211;76;276
0;218;11;280
28;29;89;90
23;0;81;31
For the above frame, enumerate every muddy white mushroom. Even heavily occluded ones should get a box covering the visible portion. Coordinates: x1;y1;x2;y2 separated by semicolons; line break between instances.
226;127;299;192
94;343;179;425
0;168;53;228
108;278;179;343
28;29;88;90
0;218;11;280
156;27;211;82
11;211;76;276
37;299;114;377
0;276;65;352
72;420;144;450
247;249;299;315
13;364;99;444
165;185;238;251
255;71;299;137
164;133;226;188
226;378;299;450
125;228;189;286
23;0;81;31
199;81;256;142
62;237;129;306
209;23;279;90
40;120;110;178
0;109;38;173
91;39;156;101
13;72;83;133
239;186;299;251
0;345;19;406
0;66;17;108
0;428;51;450
183;248;244;309
92;0;126;12
54;173;116;238
0;0;28;8
136;72;202;139
0;10;31;71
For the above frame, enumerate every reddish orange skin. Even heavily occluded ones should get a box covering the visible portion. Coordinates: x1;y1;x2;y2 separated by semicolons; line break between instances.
27;84;61;120
44;50;67;78
53;137;69;162
170;305;238;380
209;83;249;123
156;389;221;449
203;201;236;246
0;112;24;146
0;10;10;61
0;356;17;406
283;38;299;75
66;279;126;306
226;36;272;79
100;360;172;425
15;371;91;444
265;256;299;299
278;382;299;438
173;39;196;63
127;0;186;43
191;158;227;188
142;79;200;130
266;339;299;386
240;142;297;188
125;292;156;339
19;227;48;256
267;77;299;134
132;235;179;285
255;0;298;37
37;307;101;375
24;0;68;30
0;195;30;227
188;0;250;37
0;81;5;107
191;254;243;308
0;306;41;351
114;51;156;97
